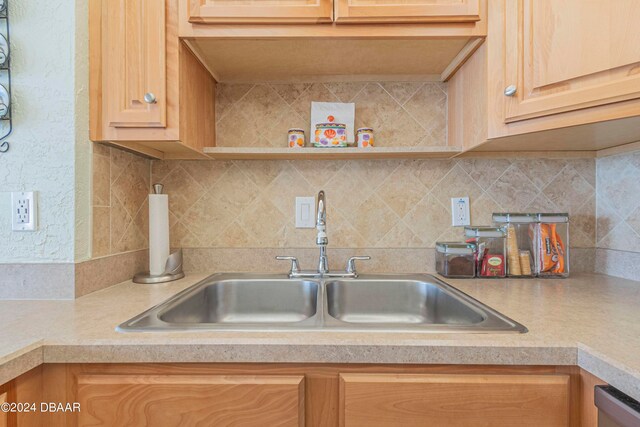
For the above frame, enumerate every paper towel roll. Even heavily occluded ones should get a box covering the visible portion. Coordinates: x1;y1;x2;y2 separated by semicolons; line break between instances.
149;194;170;276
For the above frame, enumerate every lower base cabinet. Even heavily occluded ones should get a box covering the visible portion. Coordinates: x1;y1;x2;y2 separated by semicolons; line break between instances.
340;373;569;426
3;363;605;426
77;375;304;427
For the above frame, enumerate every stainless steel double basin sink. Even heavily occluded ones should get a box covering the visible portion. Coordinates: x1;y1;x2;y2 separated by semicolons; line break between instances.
118;274;527;333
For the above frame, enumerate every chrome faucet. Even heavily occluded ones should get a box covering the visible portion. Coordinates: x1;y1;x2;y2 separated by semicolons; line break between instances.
277;190;370;278
316;190;329;274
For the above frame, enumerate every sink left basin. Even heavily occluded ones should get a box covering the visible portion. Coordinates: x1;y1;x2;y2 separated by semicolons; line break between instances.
117;274;320;332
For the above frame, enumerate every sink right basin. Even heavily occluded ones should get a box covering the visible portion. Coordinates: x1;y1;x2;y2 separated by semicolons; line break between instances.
325;279;485;325
324;276;527;333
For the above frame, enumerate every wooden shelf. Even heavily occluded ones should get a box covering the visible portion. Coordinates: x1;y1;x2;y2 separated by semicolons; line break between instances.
203;146;461;160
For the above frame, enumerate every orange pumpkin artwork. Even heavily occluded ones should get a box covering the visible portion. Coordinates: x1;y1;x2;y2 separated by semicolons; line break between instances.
324;129;337;138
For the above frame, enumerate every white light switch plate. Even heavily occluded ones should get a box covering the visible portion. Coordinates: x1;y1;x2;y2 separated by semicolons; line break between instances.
12;191;37;231
295;197;315;228
451;196;470;227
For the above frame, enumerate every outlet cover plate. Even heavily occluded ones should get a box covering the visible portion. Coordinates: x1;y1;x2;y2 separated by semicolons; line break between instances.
12;191;37;231
296;197;315;228
451;196;470;227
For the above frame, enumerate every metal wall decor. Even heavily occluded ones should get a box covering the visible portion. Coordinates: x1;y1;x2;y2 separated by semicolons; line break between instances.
0;0;11;154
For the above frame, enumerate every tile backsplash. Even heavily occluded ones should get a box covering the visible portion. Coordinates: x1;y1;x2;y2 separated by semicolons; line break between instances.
596;151;640;253
152;157;596;250
92;143;150;257
87;80;640;283
215;82;447;148
595;149;640;280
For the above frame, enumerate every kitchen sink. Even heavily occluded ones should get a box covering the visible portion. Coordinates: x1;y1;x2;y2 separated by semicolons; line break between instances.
117;273;526;333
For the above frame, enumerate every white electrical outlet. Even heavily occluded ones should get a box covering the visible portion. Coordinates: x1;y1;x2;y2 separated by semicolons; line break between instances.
451;197;470;227
295;197;315;228
11;192;37;231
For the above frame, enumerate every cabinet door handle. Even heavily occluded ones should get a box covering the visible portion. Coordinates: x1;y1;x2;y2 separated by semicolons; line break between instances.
504;85;517;96
144;92;157;104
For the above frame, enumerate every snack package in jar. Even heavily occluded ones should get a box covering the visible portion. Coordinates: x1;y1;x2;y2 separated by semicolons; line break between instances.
537;224;565;274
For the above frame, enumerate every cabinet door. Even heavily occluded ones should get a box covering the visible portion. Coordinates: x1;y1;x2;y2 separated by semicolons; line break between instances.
334;0;480;24
503;0;640;123
188;0;333;24
77;374;304;426
103;0;166;128
0;391;7;427
339;373;570;427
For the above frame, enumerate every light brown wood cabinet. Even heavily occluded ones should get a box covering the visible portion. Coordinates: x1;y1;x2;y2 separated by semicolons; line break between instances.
449;0;640;152
187;0;333;24
0;390;7;427
340;373;570;426
186;0;480;25
503;0;640;123
2;363;608;427
101;0;167;129
90;0;215;159
77;374;304;426
334;0;481;24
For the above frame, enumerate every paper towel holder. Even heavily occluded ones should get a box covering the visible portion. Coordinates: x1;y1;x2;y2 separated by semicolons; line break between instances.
133;248;185;284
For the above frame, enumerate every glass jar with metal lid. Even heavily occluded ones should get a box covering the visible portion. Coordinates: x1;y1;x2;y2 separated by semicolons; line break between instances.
492;213;537;277
464;226;507;278
435;242;477;278
493;213;569;278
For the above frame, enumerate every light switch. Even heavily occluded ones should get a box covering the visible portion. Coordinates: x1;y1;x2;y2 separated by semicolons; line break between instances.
295;197;315;228
12;191;37;231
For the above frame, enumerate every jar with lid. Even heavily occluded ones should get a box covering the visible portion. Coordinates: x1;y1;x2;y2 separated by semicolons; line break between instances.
493;213;569;278
435;242;476;278
492;213;537;277
464;226;507;278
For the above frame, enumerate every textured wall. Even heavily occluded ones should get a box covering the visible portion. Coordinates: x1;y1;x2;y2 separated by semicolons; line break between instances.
216;82;446;148
595;149;640;280
0;0;88;263
596;150;640;252
92;144;150;258
152;157;596;250
149;81;596;250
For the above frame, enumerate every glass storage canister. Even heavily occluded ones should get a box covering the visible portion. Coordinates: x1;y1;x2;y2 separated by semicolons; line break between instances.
493;213;569;278
492;213;537;277
435;242;476;278
464;226;507;278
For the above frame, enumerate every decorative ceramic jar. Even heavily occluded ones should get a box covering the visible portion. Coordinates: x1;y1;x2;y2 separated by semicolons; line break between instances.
288;128;305;148
314;116;348;148
356;128;374;148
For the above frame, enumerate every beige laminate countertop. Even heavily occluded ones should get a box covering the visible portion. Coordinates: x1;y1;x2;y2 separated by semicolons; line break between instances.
1;273;639;401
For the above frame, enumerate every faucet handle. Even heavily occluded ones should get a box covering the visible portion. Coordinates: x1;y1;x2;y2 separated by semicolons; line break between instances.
346;256;371;276
276;256;300;276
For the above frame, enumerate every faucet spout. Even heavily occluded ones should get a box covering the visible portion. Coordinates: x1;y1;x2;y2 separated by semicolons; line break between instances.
316;191;329;274
316;190;328;246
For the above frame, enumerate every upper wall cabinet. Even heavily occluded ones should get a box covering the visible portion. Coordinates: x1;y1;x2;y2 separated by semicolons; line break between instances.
103;0;167;129
503;0;640;123
90;0;216;159
187;0;333;24
334;0;481;24
178;0;487;83
448;0;640;153
186;0;480;25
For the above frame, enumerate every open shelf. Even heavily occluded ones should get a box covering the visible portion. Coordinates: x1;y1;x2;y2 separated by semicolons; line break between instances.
203;146;461;160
